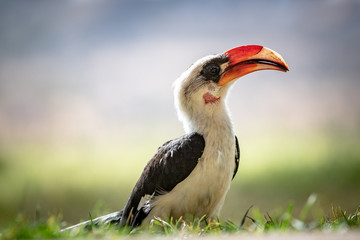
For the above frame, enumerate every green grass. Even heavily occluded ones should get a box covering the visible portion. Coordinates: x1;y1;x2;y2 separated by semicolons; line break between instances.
1;195;359;239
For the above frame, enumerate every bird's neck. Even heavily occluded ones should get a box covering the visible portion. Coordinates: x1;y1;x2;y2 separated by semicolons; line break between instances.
184;102;234;139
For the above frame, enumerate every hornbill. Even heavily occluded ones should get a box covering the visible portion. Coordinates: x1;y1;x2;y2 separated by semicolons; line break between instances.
63;45;289;230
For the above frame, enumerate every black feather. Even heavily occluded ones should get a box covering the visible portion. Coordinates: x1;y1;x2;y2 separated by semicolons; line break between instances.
232;136;240;179
120;132;205;227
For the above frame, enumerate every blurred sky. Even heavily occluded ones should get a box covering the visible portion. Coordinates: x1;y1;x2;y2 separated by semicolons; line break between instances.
0;0;360;143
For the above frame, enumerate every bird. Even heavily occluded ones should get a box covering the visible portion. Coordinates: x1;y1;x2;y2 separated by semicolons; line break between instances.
63;45;289;231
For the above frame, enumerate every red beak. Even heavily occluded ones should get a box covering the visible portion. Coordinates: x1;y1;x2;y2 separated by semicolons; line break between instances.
218;45;289;86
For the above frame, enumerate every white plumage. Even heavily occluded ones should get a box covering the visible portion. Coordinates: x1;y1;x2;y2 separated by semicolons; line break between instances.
144;55;236;222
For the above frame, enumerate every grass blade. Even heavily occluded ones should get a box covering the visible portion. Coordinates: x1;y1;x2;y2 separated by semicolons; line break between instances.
239;205;253;230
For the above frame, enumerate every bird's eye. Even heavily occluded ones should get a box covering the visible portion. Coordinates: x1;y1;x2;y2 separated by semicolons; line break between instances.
203;63;221;77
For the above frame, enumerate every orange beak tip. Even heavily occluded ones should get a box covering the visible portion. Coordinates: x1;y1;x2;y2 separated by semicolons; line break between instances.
219;45;289;86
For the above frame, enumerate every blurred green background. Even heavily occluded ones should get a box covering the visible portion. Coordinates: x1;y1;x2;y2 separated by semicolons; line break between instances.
0;0;359;227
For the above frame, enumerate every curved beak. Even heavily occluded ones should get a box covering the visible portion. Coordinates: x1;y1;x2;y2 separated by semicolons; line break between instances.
218;45;289;86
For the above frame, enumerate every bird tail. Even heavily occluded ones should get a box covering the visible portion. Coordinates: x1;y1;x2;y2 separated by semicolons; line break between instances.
60;210;123;232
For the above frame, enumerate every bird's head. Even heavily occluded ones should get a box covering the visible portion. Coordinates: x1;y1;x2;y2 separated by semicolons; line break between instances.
174;45;289;133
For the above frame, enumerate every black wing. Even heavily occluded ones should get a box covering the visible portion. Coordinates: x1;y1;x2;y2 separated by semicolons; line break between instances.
120;132;205;227
232;136;240;179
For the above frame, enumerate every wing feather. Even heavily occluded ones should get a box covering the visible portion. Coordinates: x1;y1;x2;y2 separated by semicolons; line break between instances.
120;132;205;226
232;136;240;179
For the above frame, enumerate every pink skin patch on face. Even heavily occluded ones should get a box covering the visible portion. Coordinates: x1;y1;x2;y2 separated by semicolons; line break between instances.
203;92;221;104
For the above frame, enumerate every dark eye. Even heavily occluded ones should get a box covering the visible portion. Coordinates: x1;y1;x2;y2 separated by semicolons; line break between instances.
203;63;221;77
